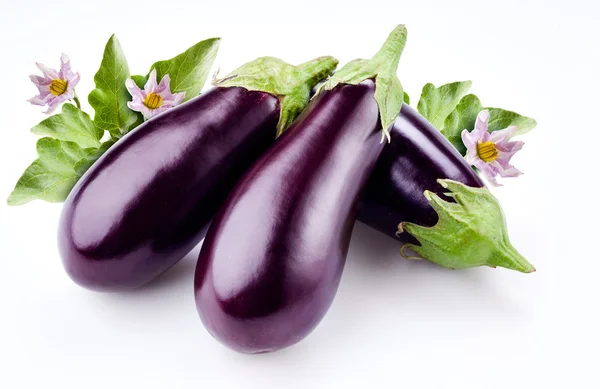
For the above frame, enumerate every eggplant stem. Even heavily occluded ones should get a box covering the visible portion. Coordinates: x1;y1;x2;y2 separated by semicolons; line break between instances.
297;56;340;91
371;24;407;73
400;244;424;261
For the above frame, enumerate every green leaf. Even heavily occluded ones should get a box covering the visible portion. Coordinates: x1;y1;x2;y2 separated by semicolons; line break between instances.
74;140;115;175
403;91;410;105
130;75;147;89
7;138;88;205
417;81;472;130
487;108;537;136
442;94;483;155
30;104;102;148
440;93;538;155
88;35;140;138
7;137;116;206
149;38;220;102
399;179;535;273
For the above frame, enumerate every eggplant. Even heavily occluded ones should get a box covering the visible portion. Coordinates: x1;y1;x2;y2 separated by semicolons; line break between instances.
358;102;484;242
194;26;408;353
358;103;534;272
58;56;338;291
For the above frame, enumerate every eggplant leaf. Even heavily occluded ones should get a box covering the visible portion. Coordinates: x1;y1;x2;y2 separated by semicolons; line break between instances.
139;38;220;102
417;81;472;130
73;140;115;175
88;35;140;138
7;138;116;206
441;93;537;155
487;108;537;136
130;75;146;89
8;138;90;205
442;94;483;155
30;104;102;148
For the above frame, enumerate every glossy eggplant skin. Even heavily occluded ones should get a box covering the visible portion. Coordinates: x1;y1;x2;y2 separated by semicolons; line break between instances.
194;80;383;353
358;103;484;243
58;87;279;292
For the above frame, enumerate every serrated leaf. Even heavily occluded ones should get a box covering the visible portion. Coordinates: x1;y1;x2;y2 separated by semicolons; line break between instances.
7;138;87;205
88;35;140;138
30;103;102;148
417;81;472;130
73;140;115;175
487;108;537;136
149;38;220;101
442;94;483;155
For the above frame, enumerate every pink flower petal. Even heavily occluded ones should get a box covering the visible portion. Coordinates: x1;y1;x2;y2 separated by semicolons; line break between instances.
162;91;186;106
68;72;80;90
28;94;54;106
35;62;60;80
145;69;159;93
489;125;517;144
461;129;477;150
172;91;185;105
496;139;524;154
147;105;172;118
474;110;490;133
126;78;143;97
156;74;171;95
29;74;51;87
474;159;501;187
128;100;153;118
498;166;523;178
44;94;70;114
464;148;479;166
60;54;71;71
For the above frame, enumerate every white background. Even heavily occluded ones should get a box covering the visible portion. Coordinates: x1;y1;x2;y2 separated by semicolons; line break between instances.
1;0;598;388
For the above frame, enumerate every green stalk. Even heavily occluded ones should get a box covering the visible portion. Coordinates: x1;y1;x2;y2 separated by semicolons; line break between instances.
321;25;408;142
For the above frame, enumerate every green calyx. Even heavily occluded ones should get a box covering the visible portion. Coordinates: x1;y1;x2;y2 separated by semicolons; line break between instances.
398;179;535;273
213;56;339;136
320;24;408;142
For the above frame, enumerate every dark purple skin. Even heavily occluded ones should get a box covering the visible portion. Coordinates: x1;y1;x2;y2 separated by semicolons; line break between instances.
194;80;383;353
58;87;279;291
358;103;485;243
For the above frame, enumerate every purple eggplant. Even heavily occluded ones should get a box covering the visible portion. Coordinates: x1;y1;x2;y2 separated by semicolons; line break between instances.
358;103;534;272
58;56;338;292
358;103;484;243
194;26;408;353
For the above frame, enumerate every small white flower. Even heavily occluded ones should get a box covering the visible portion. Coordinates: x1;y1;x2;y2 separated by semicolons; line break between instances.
125;69;185;119
461;110;524;186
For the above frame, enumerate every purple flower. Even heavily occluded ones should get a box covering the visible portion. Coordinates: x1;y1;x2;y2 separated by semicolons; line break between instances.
125;69;185;119
461;110;524;186
28;54;80;113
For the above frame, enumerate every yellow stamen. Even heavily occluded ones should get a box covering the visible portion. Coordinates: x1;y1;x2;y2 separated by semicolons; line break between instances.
49;79;68;96
477;141;499;162
144;93;163;109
